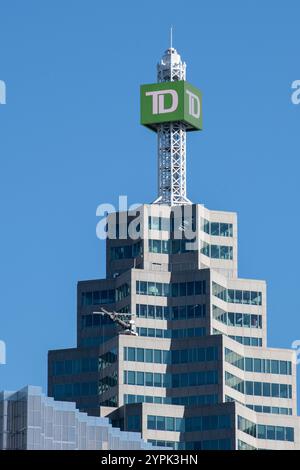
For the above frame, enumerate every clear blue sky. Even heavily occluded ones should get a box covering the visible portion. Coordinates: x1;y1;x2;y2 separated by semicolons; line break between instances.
0;1;300;408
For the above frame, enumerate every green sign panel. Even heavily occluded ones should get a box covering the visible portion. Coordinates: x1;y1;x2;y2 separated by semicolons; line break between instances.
140;81;202;131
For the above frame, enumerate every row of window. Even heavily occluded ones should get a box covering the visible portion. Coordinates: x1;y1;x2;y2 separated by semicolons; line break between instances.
81;314;116;329
99;397;118;407
124;393;218;406
123;370;218;388
53;382;98;399
225;372;292;398
228;335;262;347
147;413;231;432
81;290;115;306
99;350;118;370
202;219;233;237
148;215;196;233
106;217;140;239
148;239;196;255
81;283;130;306
136;280;206;297
136;326;206;339
110;242;142;260
148;439;231;451
99;372;118;394
213;305;262;329
225;396;293;416
247;404;292;416
136;303;206;320
225;349;292;375
124;346;218;365
238;416;294;442
212;282;262;305
53;358;99;376
201;242;233;260
212;328;263;347
238;440;256;450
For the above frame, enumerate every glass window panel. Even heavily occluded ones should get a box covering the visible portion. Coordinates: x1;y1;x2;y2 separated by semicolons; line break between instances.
148;305;155;318
172;306;179;320
220;223;230;237
227;290;235;303
179;282;187;296
228;312;235;326
271;383;279;397
139;304;147;317
246;381;253;395
286;428;294;442
280;361;287;375
242;291;251;305
257;425;266;439
179;306;186;319
127;371;135;385
243;314;250;328
254;359;262;373
172;240;181;254
156;416;165;430
156;283;163;296
235;290;243;304
156;328;163;338
187;281;194;296
271;360;279;374
263;382;271;397
245;357;253;371
172;283;179;297
148;282;157;295
154;373;162;387
145;349;153;363
145;372;153;387
251;315;259;328
266;426;275;440
148;415;156;430
137;372;144;386
210;245;220;258
165;417;175;432
236;313;243;326
251;291;262;305
279;384;288;398
154;350;162;363
128;347;135;361
254;381;262;396
163;306;170;319
156;306;163;319
195;281;202;295
162;240;169;254
136;348;144;362
211;222;220;235
163;283;170;297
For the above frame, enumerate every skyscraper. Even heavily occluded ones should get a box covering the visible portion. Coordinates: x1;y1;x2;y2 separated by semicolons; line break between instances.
48;45;300;450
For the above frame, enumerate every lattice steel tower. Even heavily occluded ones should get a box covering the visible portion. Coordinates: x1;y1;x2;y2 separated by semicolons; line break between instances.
141;45;202;206
154;47;190;206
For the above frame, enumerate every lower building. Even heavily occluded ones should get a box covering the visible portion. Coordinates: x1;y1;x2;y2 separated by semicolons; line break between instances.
0;386;156;450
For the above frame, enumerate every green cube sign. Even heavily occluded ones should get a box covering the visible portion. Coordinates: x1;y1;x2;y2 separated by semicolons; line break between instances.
140;81;202;131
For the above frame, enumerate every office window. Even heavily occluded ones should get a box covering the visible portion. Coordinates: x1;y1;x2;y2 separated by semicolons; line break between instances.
145;372;153;387
136;348;144;362
136;372;144;386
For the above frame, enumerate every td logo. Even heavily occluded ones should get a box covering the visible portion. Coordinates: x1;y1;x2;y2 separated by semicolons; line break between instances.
145;89;178;114
141;80;202;131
